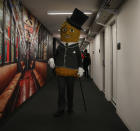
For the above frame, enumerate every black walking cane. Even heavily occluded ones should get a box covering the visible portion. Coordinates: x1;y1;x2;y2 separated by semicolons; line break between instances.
79;78;87;112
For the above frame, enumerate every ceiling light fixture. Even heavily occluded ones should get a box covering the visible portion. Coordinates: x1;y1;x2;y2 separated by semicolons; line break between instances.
48;11;92;15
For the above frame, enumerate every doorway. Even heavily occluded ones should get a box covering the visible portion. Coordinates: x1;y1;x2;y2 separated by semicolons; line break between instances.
100;30;105;93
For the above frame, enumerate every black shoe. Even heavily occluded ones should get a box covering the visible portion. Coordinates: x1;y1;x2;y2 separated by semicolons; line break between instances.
53;111;64;117
67;109;74;114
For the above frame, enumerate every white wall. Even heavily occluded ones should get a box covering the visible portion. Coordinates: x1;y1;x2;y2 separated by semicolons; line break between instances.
90;34;103;91
89;22;113;100
116;0;140;130
89;0;140;130
90;26;113;100
104;25;112;101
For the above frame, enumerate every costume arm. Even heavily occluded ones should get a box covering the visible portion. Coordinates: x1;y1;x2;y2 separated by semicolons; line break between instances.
76;46;84;77
76;46;83;67
54;45;60;62
48;45;60;69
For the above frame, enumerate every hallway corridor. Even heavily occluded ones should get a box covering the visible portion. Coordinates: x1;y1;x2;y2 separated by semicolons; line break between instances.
0;76;128;131
0;0;140;130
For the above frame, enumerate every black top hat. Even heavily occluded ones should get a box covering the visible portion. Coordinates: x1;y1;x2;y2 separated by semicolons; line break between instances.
67;8;89;30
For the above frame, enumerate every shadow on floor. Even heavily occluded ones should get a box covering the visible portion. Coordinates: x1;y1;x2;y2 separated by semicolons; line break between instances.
0;76;129;131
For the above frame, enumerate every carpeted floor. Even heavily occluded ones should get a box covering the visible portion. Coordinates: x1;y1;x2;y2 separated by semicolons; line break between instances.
0;75;129;131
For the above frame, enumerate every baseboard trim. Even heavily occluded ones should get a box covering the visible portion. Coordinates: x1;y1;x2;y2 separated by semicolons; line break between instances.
116;108;131;131
92;78;130;130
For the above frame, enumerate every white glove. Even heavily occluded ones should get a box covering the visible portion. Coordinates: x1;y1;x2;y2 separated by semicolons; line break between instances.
77;67;84;77
48;58;55;69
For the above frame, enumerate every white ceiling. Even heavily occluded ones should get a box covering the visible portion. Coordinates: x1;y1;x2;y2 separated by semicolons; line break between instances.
22;0;103;39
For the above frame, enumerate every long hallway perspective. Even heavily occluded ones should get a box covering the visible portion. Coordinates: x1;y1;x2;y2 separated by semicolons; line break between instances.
0;0;140;130
0;75;128;131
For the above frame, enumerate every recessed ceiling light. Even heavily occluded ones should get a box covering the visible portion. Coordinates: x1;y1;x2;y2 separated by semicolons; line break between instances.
48;11;92;15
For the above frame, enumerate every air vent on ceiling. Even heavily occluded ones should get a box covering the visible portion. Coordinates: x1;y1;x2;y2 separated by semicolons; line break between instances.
88;0;126;38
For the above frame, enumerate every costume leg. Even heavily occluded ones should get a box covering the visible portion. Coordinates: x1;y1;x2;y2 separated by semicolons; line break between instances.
85;67;88;78
57;76;66;111
84;66;86;77
86;67;89;78
66;77;75;111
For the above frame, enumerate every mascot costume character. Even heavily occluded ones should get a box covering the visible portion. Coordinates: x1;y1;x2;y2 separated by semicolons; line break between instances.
48;8;88;117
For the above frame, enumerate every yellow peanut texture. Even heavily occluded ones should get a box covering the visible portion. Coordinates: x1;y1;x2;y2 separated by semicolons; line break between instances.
60;21;80;43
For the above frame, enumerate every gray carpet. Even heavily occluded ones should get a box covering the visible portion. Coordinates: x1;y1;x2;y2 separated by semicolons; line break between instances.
0;75;129;131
